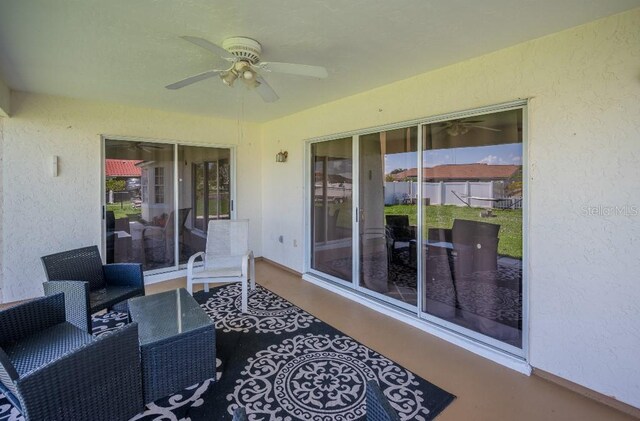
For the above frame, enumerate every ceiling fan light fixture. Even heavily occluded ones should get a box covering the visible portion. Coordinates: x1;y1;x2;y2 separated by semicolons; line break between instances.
221;71;237;86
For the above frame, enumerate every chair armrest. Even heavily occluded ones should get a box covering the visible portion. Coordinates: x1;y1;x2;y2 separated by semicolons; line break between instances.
0;293;66;342
187;252;205;279
43;281;91;333
142;225;163;238
428;228;452;243
16;323;143;421
104;263;145;291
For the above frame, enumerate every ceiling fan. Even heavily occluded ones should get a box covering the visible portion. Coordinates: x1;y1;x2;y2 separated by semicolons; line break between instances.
109;141;166;153
434;119;502;136
165;36;329;103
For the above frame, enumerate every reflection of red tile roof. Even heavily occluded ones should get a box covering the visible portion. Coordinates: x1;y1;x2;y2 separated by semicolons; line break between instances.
105;159;142;177
393;164;520;181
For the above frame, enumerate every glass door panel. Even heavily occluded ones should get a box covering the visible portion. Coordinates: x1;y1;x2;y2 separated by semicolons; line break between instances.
104;140;175;271
359;128;418;307
421;109;524;349
310;137;353;282
178;146;231;265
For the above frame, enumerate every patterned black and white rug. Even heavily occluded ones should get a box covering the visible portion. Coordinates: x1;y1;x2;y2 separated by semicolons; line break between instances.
0;284;455;420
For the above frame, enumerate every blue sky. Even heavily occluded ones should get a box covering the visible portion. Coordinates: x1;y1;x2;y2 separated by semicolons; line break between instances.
385;143;522;173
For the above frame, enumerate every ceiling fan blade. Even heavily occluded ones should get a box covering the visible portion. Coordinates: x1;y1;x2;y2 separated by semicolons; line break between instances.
181;36;236;61
469;125;502;132
254;75;279;103
257;62;328;79
165;70;221;90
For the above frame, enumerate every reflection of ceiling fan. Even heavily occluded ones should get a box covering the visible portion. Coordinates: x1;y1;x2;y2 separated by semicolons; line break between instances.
109;142;166;153
435;119;502;136
165;36;328;103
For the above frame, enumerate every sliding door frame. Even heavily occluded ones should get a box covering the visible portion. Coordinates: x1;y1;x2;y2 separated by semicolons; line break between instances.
303;99;529;359
100;135;237;276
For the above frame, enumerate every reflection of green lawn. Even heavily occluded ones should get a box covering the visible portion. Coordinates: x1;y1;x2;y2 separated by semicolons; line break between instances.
195;198;230;215
106;203;141;220
385;204;522;259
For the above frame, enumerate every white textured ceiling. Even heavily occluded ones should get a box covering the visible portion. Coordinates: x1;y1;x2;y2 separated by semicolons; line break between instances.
0;0;638;122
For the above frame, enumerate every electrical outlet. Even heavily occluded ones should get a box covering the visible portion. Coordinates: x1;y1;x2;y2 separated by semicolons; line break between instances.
293;239;298;247
278;235;284;243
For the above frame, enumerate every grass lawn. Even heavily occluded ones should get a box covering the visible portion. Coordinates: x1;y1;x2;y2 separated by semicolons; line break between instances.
195;198;230;215
106;202;142;220
385;204;523;259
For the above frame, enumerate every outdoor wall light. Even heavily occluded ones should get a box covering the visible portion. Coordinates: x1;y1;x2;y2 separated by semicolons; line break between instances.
275;150;288;163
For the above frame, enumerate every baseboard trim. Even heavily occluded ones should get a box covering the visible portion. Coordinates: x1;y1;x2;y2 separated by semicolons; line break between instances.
533;368;640;418
260;257;303;277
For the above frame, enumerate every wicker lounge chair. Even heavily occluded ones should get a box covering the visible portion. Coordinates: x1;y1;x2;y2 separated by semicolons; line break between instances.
0;293;143;421
366;380;400;421
41;245;145;333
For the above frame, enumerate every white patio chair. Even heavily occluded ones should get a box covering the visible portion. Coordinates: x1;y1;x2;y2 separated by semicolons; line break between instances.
186;219;255;312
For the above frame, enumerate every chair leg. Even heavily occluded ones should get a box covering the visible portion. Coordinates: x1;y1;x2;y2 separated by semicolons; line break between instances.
204;283;209;293
241;278;248;313
250;254;256;290
187;277;193;295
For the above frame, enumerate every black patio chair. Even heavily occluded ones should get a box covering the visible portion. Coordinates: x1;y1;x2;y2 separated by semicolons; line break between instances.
428;218;500;278
41;245;145;333
385;214;416;263
366;380;400;421
0;293;144;421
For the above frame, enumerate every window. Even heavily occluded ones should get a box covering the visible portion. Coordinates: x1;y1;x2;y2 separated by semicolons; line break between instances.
154;167;165;204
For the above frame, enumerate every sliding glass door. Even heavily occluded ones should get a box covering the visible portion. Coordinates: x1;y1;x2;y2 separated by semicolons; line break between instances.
310;137;353;283
104;141;176;271
421;109;524;350
104;139;233;273
178;146;231;266
307;103;526;355
358;128;417;308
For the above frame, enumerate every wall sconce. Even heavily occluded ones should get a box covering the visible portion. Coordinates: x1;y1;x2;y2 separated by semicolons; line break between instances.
52;155;59;177
276;150;288;163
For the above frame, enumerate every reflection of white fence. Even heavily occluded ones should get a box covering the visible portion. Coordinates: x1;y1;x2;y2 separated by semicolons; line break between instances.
385;181;521;209
315;183;352;203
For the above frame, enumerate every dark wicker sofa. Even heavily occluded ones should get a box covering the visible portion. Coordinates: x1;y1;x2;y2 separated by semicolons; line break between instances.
0;293;143;421
41;245;145;333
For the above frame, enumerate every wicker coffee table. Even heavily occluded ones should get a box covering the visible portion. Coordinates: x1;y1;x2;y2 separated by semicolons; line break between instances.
128;288;216;403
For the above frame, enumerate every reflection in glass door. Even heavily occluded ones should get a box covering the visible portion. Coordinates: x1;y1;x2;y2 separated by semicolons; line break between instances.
421;109;524;349
104;140;233;273
359;128;417;307
306;104;525;354
178;146;231;265
104;140;175;271
310;137;353;283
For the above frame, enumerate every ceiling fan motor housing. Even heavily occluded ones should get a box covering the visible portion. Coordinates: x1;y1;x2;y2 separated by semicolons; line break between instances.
222;37;262;64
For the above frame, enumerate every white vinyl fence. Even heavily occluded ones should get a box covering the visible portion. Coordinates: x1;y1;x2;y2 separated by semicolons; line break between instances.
384;181;521;209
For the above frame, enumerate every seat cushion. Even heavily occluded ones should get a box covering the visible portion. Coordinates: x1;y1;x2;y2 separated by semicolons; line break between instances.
90;286;142;312
3;322;93;377
198;255;244;279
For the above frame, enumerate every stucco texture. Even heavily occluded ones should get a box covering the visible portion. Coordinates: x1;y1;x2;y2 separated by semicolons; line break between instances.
259;9;640;408
1;92;262;303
